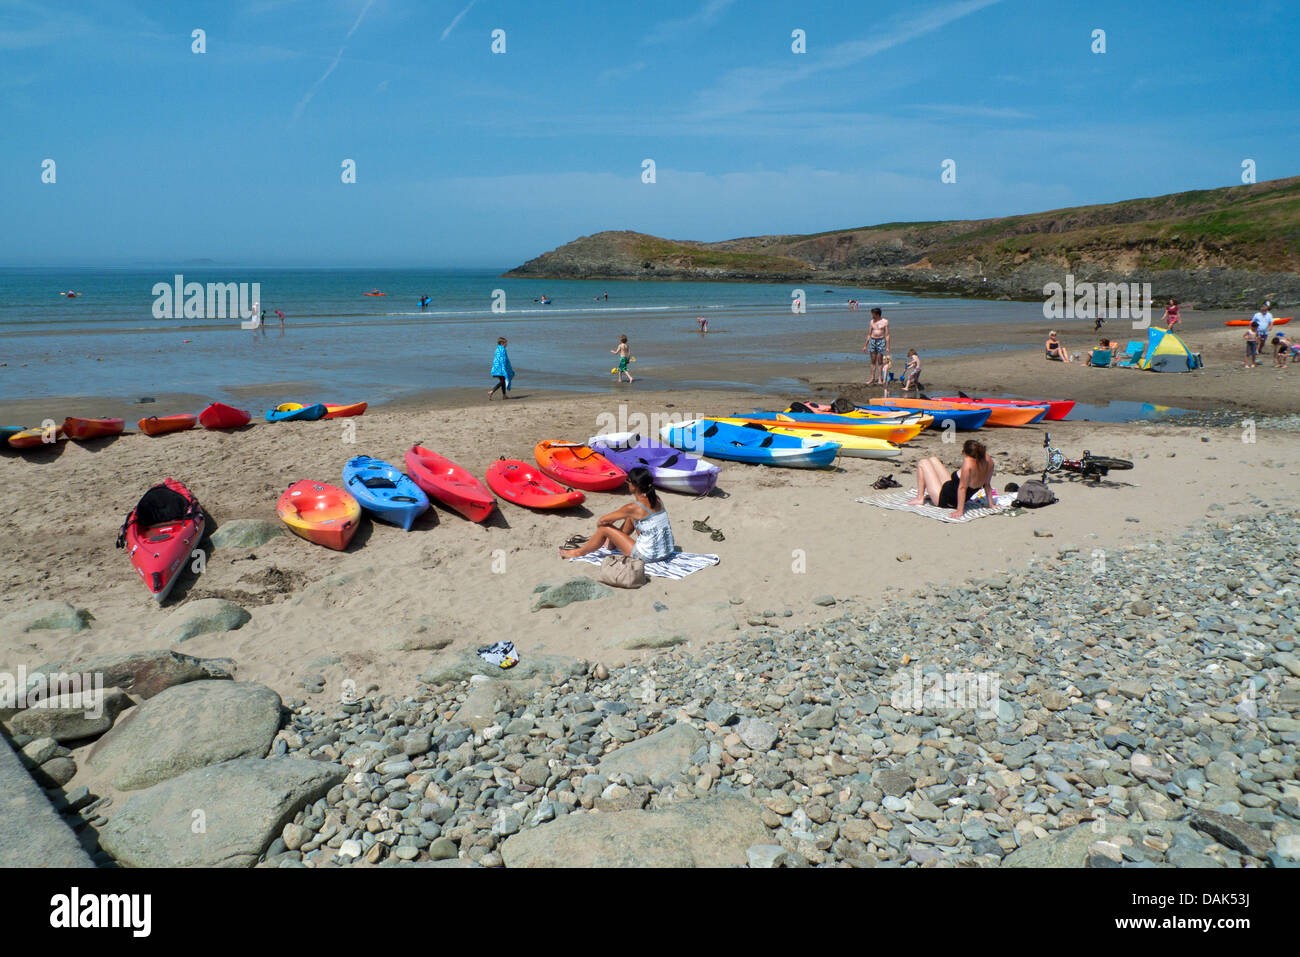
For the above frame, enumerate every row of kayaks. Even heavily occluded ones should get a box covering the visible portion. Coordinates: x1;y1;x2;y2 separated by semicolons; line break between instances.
110;391;1070;595
278;437;728;550
663;395;1074;468
4;402;368;447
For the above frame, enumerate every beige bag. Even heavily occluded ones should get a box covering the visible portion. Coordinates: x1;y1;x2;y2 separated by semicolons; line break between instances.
597;553;648;588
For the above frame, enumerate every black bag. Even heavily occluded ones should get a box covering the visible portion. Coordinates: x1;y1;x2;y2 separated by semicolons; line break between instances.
831;396;856;414
1012;479;1058;508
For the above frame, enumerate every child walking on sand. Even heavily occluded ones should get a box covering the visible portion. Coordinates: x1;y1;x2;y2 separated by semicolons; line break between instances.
1244;322;1260;368
489;336;514;399
611;335;634;383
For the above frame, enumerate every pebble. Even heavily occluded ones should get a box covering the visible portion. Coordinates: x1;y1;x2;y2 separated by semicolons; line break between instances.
257;509;1300;871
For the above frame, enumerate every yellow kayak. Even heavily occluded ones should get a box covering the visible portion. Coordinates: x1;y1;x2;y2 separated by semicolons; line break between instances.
761;427;901;459
712;415;924;444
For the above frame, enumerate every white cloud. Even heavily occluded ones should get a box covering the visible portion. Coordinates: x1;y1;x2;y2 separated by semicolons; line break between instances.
643;0;737;45
690;0;1003;118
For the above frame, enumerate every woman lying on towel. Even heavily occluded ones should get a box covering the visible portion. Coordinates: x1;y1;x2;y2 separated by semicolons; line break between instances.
906;439;996;520
559;466;677;561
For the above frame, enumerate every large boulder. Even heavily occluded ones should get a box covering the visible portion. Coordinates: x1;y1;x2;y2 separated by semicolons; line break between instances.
0;735;92;867
28;649;234;700
0;601;93;637
5;687;133;742
452;681;521;734
88;681;282;790
97;757;345;867
152;598;251;643
500;795;768;868
598;722;702;784
208;519;283;549
531;579;614;611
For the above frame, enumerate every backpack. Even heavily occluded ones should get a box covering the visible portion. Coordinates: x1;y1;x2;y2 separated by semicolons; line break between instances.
1012;479;1058;508
831;396;856;414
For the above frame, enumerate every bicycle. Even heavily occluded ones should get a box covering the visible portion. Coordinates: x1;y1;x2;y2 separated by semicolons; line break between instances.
1042;432;1133;483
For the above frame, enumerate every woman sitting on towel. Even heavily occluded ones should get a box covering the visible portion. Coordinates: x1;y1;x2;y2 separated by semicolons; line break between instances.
559;466;676;562
906;439;996;520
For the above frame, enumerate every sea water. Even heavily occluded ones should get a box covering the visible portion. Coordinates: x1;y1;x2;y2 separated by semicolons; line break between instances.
0;267;1050;403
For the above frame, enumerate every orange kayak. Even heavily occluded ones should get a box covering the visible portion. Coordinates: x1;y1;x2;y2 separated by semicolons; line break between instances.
534;441;627;492
1225;316;1291;327
138;414;198;436
276;480;362;550
870;398;1045;427
323;402;368;419
64;416;126;439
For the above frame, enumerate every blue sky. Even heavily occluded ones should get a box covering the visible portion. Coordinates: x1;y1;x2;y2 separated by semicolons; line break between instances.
3;0;1297;267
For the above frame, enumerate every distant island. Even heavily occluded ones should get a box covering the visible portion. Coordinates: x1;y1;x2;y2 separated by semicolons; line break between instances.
506;175;1300;307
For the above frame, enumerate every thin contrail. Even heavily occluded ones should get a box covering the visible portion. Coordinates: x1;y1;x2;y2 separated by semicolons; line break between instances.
440;0;480;41
291;0;377;124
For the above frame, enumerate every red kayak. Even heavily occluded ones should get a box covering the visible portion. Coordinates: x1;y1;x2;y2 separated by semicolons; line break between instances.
115;478;206;602
63;416;125;440
405;445;497;522
1225;316;1291;327
138;414;198;436
486;459;586;510
936;396;1075;421
198;402;252;429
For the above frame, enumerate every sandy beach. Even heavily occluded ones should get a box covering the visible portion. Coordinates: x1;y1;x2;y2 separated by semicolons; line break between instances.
4;305;1300;870
2;380;1297;701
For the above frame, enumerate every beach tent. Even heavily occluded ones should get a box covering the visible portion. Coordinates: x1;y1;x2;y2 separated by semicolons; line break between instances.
1139;327;1201;372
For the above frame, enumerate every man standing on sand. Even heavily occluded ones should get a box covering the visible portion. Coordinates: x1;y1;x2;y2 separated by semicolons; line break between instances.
862;307;890;385
1253;302;1274;341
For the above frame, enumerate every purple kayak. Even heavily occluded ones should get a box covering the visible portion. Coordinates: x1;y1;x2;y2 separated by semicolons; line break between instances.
588;433;720;495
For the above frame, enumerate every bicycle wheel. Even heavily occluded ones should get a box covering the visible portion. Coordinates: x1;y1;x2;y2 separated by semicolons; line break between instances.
1085;455;1133;471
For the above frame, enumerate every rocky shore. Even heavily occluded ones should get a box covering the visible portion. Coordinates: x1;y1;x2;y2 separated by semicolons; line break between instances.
9;508;1295;868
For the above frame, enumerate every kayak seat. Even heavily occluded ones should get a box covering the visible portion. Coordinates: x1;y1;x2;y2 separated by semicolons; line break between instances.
702;424;719;438
358;477;398;490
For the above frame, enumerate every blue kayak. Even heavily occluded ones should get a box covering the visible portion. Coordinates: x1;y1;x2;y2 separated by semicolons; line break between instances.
858;404;990;431
660;419;839;469
265;402;328;423
341;456;430;530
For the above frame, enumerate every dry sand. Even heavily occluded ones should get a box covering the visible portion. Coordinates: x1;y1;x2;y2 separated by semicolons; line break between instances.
3;381;1299;718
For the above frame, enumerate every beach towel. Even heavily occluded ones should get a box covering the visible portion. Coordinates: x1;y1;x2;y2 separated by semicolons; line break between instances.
854;488;1009;523
491;344;514;388
567;546;719;579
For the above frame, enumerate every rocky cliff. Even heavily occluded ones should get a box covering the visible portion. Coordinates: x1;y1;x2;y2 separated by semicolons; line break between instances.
505;176;1300;307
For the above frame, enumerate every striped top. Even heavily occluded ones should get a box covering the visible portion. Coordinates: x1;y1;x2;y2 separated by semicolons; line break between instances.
632;507;675;562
